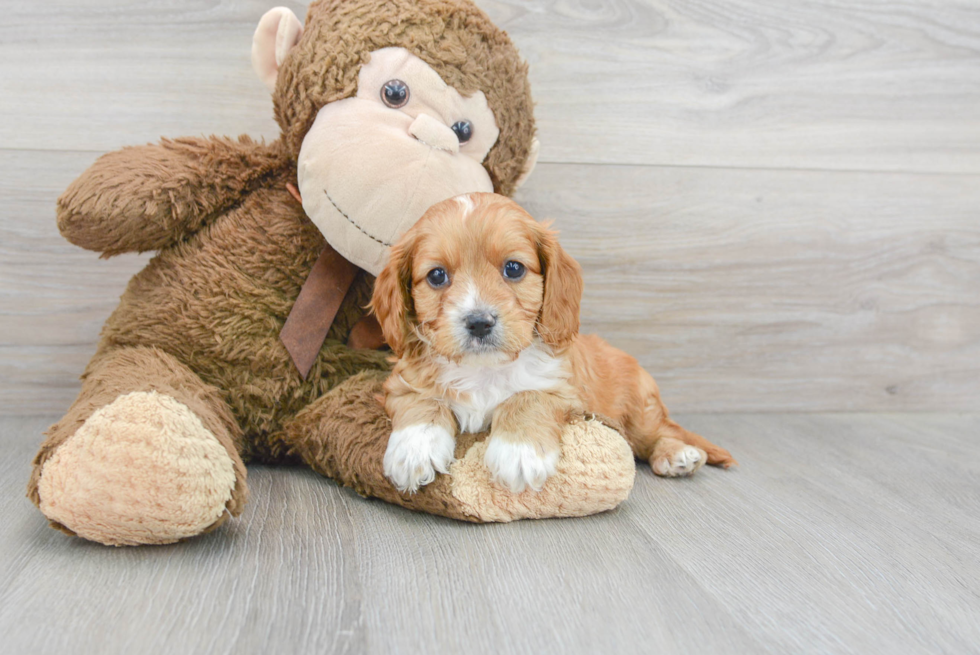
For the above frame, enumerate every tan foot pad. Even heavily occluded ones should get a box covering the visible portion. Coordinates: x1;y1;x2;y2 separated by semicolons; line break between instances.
38;391;238;546
450;419;635;522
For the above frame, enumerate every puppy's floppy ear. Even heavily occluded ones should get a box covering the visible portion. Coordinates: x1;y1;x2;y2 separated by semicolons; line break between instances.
370;238;416;357
535;223;583;350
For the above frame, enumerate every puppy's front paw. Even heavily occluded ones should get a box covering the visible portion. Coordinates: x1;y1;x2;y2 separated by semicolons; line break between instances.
652;445;707;477
384;424;455;493
484;437;559;493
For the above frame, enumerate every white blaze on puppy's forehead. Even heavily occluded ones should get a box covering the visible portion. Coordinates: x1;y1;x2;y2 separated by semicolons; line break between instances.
454;194;475;219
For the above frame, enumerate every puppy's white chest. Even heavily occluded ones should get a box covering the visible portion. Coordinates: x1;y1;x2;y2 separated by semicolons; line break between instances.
438;343;568;434
448;387;509;434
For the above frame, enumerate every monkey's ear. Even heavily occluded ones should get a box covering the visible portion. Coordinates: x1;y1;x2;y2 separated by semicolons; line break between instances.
512;138;540;192
252;7;304;92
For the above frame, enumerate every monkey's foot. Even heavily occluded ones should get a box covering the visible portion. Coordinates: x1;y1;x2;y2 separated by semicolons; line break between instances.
37;391;240;546
450;418;635;521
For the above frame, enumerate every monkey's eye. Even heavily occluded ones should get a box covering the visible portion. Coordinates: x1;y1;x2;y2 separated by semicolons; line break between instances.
451;120;473;144
502;260;526;281
381;80;410;108
426;267;449;288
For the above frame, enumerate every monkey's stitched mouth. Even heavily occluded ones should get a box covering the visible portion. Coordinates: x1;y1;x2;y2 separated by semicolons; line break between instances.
323;188;393;248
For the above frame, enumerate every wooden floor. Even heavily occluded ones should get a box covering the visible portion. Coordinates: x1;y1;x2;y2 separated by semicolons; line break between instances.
2;0;978;414
2;1;979;653
2;413;978;655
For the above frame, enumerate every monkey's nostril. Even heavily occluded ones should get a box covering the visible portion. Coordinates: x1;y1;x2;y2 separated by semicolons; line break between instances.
464;313;495;339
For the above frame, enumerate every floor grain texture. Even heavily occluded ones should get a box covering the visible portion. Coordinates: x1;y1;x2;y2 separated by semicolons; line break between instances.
2;0;979;653
2;0;979;413
2;414;978;655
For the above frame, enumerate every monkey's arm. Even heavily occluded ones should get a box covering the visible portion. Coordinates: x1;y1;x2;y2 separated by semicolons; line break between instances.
57;136;287;256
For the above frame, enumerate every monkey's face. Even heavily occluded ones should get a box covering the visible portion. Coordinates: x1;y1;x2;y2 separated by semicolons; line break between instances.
296;47;500;275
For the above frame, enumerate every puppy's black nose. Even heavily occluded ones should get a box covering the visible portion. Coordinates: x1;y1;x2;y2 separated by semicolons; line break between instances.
464;313;496;338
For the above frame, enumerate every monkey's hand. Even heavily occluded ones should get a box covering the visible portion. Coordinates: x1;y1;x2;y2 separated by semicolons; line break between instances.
56;136;284;256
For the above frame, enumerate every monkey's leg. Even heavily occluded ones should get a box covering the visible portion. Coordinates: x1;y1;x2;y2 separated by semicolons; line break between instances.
278;371;478;520
28;346;247;546
278;371;635;522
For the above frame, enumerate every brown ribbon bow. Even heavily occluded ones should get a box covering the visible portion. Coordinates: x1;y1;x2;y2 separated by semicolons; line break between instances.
280;183;385;379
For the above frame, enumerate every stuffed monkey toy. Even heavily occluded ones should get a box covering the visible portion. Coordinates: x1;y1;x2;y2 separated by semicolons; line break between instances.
27;0;643;546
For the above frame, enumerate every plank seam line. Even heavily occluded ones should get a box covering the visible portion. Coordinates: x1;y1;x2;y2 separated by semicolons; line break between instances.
2;148;979;178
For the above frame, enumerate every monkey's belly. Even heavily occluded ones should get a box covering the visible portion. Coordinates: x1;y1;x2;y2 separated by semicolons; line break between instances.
95;189;388;436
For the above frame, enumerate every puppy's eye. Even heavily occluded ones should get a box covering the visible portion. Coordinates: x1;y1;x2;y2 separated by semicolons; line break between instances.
451;120;473;144
502;260;526;281
426;267;449;288
381;80;410;108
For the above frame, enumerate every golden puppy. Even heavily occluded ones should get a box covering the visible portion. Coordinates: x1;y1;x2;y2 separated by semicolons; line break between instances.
371;193;736;493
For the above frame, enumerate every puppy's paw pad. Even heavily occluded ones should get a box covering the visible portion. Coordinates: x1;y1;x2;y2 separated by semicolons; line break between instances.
652;446;706;477
484;438;559;493
384;424;455;493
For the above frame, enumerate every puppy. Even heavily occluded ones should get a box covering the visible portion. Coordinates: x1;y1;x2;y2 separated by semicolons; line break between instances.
371;193;736;493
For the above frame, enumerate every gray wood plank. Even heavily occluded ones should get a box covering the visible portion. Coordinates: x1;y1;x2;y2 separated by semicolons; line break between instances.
2;413;979;655
4;1;979;651
0;417;367;655
629;412;980;655
0;416;762;655
5;149;976;414
0;150;150;414
2;1;980;173
517;163;980;412
489;0;980;173
2;0;979;414
0;0;284;153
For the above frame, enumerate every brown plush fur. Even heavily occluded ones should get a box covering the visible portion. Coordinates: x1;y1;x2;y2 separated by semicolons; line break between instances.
282;372;636;523
282;371;480;522
276;0;536;196
29;0;547;542
28;346;249;535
